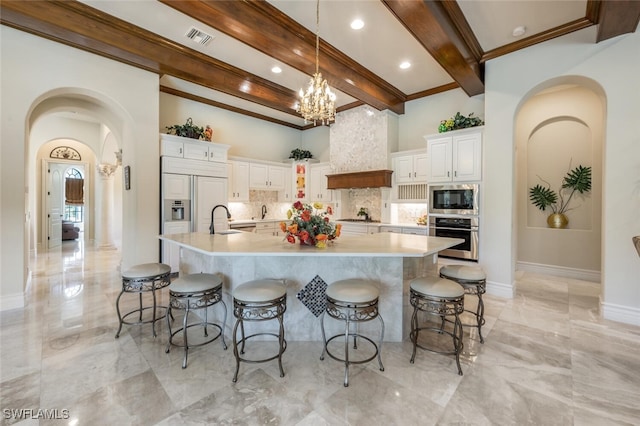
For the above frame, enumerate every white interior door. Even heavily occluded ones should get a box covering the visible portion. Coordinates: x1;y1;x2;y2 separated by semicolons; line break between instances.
47;163;66;248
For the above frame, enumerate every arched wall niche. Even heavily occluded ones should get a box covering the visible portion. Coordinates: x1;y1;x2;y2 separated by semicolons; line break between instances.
514;76;604;277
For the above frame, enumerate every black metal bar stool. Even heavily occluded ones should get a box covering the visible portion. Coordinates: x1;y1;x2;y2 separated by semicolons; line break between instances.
409;276;465;375
232;279;287;383
439;265;487;343
320;279;384;387
115;262;171;338
165;273;228;369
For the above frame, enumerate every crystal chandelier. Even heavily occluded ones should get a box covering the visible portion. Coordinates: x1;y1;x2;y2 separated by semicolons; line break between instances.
297;0;336;126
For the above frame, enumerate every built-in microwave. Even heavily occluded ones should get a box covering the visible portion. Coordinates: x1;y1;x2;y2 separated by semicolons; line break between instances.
428;184;479;216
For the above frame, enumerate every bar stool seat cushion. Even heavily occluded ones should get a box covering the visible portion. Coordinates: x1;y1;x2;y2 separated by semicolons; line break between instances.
410;276;465;298
234;279;286;302
440;265;486;281
326;279;379;303
122;263;170;279
171;273;222;293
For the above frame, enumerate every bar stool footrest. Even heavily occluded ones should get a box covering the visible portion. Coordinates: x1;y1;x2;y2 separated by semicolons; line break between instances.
322;333;380;367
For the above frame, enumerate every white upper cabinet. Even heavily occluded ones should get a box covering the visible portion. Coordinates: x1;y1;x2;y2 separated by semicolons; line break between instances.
160;134;229;164
228;160;250;201
392;151;428;184
425;127;482;183
308;163;332;202
249;163;286;190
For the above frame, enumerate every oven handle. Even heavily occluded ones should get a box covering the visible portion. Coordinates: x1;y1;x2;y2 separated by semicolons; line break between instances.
432;226;478;232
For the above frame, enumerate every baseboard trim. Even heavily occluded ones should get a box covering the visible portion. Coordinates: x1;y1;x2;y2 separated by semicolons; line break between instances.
516;261;600;282
602;302;640;326
486;280;514;299
0;292;25;311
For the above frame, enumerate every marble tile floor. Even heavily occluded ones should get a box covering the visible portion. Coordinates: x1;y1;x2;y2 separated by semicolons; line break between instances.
1;240;640;425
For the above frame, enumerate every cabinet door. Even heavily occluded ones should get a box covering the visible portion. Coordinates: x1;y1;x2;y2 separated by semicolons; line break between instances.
268;166;286;190
394;155;415;183
414;153;429;182
207;145;227;163
228;161;250;201
309;164;332;201
194;177;228;233
278;165;294;202
249;163;269;189
162;173;190;199
161;139;184;158
427;137;453;183
452;132;482;181
183;142;209;161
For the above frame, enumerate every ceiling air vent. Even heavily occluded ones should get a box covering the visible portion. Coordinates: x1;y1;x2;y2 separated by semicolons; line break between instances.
185;27;214;46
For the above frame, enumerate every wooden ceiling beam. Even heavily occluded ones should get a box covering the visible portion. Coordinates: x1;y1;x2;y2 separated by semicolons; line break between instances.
0;0;301;117
159;0;406;114
594;0;640;42
382;0;484;97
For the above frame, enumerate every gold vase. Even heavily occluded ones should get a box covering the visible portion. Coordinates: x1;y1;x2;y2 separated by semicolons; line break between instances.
547;213;568;229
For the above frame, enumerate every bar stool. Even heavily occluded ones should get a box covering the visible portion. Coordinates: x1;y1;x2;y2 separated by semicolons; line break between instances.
409;276;465;375
232;279;287;383
320;279;384;387
440;265;487;343
115;263;171;338
165;273;227;369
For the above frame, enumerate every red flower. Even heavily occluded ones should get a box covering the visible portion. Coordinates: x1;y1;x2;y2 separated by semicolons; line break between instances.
326;206;333;215
286;234;295;244
324;216;329;223
299;230;309;242
300;210;311;222
293;201;303;210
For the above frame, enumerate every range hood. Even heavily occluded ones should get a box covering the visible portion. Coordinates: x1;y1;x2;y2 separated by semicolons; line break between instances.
326;170;393;189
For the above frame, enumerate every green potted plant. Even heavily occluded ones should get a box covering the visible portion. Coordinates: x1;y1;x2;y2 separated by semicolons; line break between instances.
289;148;313;161
165;117;205;140
438;112;484;133
529;164;592;228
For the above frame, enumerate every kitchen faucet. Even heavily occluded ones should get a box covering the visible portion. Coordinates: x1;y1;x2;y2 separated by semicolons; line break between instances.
261;204;267;220
210;204;231;235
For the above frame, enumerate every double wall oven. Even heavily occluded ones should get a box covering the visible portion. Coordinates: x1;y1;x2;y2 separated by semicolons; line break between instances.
428;184;479;261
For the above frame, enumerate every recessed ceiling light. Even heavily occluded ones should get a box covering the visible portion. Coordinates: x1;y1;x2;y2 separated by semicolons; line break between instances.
350;19;364;30
271;66;282;74
512;26;526;37
399;61;411;70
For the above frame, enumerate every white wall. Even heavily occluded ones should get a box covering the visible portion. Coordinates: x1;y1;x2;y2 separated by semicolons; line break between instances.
160;94;302;162
398;89;485;151
485;27;640;324
1;27;160;310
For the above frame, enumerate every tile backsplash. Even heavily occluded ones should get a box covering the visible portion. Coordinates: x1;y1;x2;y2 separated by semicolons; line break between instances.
228;190;290;221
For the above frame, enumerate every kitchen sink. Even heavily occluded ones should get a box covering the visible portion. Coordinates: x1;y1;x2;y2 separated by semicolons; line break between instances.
337;218;381;223
216;230;242;235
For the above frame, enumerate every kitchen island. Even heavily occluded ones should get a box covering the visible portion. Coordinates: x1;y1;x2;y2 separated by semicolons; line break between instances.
159;232;462;342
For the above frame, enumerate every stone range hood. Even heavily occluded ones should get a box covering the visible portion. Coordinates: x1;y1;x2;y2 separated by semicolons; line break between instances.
326;169;393;189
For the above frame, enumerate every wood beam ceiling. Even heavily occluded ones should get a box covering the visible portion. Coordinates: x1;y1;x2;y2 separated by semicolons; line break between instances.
158;0;407;115
0;0;301;118
594;0;640;42
382;0;484;97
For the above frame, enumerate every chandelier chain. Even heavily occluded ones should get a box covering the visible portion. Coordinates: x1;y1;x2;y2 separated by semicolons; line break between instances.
296;0;336;126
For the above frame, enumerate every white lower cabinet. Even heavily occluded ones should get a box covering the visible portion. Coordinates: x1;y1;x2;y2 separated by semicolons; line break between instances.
254;220;282;237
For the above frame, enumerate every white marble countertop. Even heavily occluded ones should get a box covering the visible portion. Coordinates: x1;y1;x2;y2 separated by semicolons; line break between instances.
160;231;462;258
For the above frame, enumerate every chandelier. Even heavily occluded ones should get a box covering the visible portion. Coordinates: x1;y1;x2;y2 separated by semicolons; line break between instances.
297;0;336;126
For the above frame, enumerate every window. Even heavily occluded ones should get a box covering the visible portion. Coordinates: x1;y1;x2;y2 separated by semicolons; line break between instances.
64;168;84;223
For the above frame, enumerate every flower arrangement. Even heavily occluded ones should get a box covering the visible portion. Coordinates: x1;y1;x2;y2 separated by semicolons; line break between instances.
438;112;484;133
281;201;341;248
165;117;206;140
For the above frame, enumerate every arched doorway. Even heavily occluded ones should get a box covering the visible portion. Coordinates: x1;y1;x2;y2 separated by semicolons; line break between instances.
515;77;605;282
28;91;126;266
